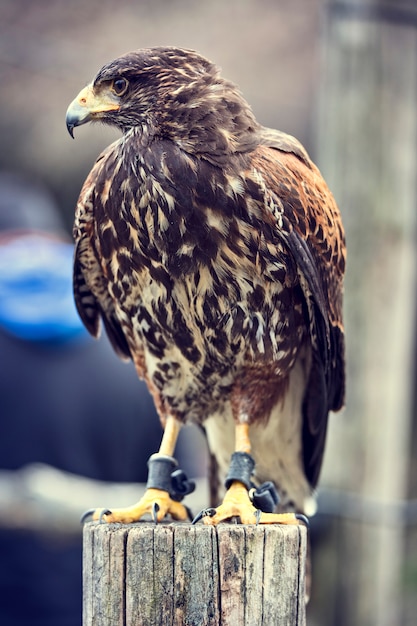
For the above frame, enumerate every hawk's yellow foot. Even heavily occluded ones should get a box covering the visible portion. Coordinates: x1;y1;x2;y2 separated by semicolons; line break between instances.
198;480;303;526
82;452;195;524
84;488;190;524
192;446;308;526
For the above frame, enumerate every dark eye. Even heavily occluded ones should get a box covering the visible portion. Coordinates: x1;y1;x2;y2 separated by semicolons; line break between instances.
112;77;129;97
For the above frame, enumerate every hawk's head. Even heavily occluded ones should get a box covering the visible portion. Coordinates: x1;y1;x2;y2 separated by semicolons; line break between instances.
66;47;259;159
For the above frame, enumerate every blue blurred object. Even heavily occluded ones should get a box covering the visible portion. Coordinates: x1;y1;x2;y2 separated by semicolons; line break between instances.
0;234;87;343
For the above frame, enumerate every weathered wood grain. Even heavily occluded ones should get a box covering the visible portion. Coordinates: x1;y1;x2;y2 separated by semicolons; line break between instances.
83;522;307;626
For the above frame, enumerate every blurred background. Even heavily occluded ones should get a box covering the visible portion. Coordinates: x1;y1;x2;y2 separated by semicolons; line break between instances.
0;0;416;625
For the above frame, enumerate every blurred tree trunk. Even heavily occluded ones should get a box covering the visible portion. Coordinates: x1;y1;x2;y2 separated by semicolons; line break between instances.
315;1;417;625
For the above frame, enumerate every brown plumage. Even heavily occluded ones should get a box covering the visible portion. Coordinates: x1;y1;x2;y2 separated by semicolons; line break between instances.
66;47;345;523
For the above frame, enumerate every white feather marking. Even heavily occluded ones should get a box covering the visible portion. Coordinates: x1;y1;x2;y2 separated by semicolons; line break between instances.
205;208;229;235
255;313;265;354
226;175;245;197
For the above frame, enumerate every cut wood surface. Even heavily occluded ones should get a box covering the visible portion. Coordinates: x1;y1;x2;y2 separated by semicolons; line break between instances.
83;521;307;626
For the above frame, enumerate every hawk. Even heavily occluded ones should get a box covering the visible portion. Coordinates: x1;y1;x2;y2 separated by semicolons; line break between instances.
66;47;345;525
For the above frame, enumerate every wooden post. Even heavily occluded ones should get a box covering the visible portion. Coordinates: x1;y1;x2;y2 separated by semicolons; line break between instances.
83;522;307;626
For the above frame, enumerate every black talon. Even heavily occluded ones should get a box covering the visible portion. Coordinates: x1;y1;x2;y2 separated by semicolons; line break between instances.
295;513;310;528
99;509;112;523
80;508;96;524
152;502;160;523
254;509;262;525
192;507;216;525
191;510;204;525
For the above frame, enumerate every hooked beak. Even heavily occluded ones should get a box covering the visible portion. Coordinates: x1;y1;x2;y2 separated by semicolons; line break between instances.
66;84;120;138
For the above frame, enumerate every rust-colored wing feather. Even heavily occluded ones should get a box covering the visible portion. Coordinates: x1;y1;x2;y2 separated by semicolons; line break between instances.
249;130;345;485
